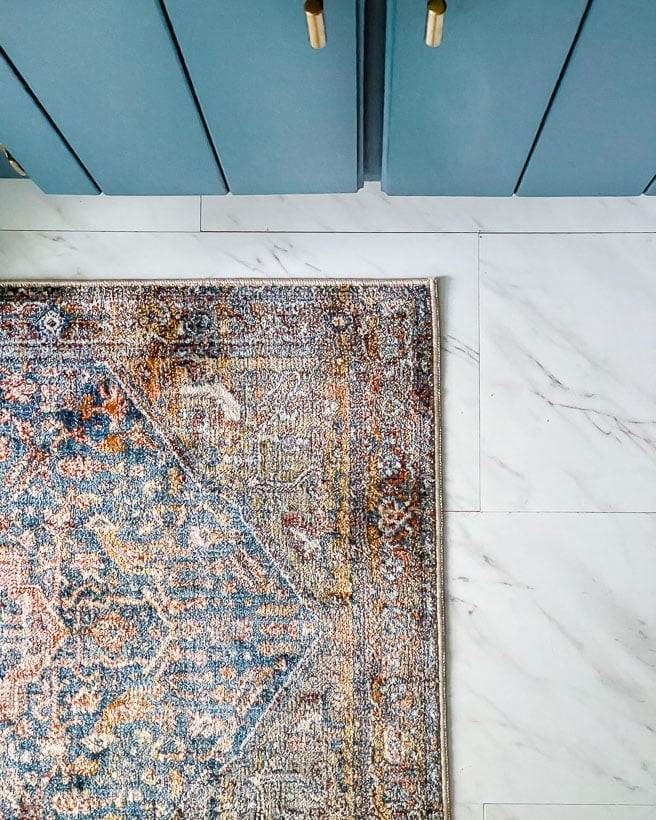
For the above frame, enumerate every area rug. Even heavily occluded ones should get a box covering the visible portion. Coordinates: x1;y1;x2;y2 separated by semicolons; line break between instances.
0;280;447;818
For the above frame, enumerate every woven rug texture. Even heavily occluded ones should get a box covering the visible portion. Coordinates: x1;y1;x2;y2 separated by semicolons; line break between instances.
0;281;446;819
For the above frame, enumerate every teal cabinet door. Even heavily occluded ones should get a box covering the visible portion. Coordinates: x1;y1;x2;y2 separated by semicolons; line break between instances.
162;0;361;194
382;0;588;195
519;0;656;196
646;175;656;196
0;51;96;194
0;1;226;195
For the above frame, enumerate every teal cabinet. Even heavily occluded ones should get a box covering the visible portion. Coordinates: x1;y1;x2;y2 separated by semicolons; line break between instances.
0;50;96;194
162;0;361;194
519;0;656;196
381;0;588;195
1;1;653;197
0;1;226;195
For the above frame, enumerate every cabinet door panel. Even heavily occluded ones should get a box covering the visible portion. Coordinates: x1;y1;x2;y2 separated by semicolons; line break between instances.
382;0;588;195
0;51;96;194
0;1;226;195
519;0;656;196
163;0;360;194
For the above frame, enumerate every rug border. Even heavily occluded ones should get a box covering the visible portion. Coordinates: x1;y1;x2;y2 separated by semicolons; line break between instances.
0;277;434;287
430;278;451;819
0;275;451;816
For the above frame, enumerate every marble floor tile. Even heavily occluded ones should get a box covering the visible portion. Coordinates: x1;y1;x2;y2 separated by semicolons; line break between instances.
447;512;656;805
201;182;656;233
453;805;484;820
0;180;200;231
480;233;656;512
485;806;656;820
0;230;479;511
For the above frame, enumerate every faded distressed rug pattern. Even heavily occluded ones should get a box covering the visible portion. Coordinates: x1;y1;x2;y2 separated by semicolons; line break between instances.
0;281;447;818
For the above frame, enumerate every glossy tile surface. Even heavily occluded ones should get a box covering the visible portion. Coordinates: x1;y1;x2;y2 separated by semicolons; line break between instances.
486;807;656;820
453;806;483;820
201;182;656;233
448;512;656;805
480;233;656;512
0;180;200;231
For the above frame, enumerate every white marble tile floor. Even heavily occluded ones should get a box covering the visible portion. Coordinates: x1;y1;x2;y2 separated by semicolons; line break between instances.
485;806;656;820
480;234;656;512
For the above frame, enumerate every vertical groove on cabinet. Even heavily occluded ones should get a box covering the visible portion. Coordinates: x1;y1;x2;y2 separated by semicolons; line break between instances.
642;172;656;195
518;0;656;196
514;0;594;193
357;0;365;188
0;46;99;192
380;0;396;191
162;0;358;194
363;0;386;181
382;0;589;195
156;0;230;192
0;1;228;195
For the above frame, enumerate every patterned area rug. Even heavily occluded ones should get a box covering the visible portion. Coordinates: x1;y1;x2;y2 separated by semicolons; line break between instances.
0;281;447;818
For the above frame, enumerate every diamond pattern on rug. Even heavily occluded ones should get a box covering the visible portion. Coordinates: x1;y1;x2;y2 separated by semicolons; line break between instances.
0;281;445;818
0;359;318;814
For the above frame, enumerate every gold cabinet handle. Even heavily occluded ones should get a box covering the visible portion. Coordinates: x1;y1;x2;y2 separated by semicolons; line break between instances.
0;144;26;176
425;0;446;47
305;0;326;49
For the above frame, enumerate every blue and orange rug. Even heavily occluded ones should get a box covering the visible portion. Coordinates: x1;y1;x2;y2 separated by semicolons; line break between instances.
0;280;447;818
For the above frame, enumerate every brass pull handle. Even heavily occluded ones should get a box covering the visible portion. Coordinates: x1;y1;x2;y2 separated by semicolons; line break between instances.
425;0;446;47
305;0;326;49
0;144;26;176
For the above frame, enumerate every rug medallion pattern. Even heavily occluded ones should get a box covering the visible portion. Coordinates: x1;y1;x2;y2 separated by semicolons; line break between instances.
0;282;445;818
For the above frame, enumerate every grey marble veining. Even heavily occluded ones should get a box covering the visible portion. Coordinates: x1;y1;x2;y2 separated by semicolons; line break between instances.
201;182;656;233
3;179;656;233
0;180;200;231
448;512;656;805
480;233;656;512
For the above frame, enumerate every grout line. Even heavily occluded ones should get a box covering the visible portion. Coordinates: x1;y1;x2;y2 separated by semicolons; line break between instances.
2;229;656;236
446;510;656;515
461;230;656;236
0;228;202;235
477;231;482;513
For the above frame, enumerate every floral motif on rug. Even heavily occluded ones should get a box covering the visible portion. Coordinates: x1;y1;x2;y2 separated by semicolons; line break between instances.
0;281;446;819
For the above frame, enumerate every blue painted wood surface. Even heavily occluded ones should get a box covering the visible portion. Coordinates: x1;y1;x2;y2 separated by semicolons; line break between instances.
382;0;588;195
519;0;656;196
0;50;96;194
645;175;656;196
0;1;226;195
363;0;386;181
162;0;360;194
